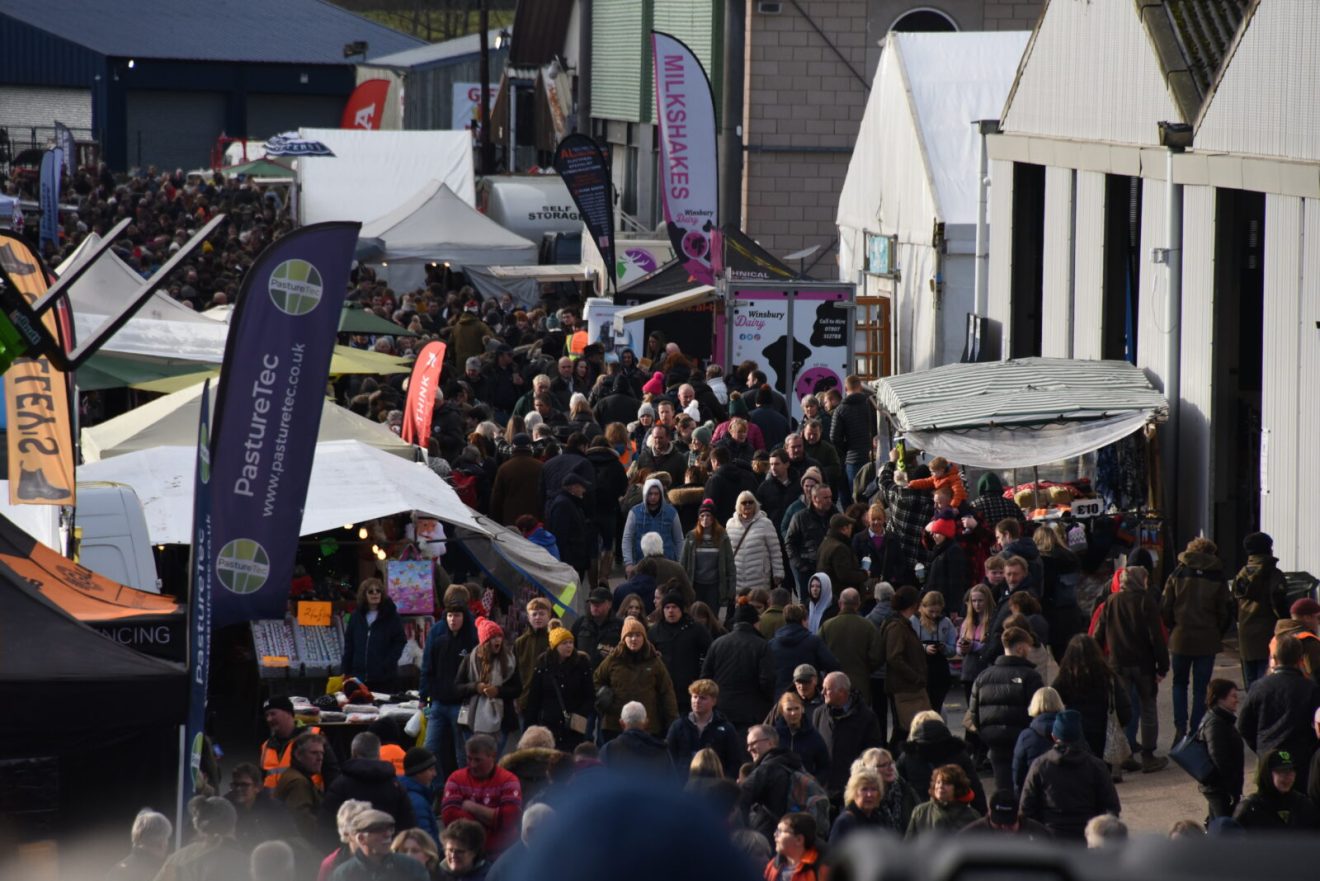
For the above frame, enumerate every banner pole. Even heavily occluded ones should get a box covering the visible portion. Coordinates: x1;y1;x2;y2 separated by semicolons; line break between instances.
174;723;186;850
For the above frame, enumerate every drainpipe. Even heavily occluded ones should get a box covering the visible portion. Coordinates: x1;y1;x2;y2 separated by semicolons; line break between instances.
972;119;999;319
721;0;746;231
1158;121;1191;532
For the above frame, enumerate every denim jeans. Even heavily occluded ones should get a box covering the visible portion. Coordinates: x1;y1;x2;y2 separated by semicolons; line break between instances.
425;702;468;768
1170;653;1215;735
1241;658;1269;692
1115;667;1158;754
844;461;862;506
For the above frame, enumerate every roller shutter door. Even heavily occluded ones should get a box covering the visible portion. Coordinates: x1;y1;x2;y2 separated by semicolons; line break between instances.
124;90;225;170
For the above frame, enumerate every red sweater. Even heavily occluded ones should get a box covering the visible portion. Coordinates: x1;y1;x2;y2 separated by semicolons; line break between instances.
440;766;522;853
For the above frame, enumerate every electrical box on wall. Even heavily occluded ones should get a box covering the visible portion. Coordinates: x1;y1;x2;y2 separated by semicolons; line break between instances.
757;1;783;14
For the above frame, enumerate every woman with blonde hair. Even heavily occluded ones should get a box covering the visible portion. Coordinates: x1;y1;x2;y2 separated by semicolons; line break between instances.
391;827;440;877
830;769;900;842
852;748;920;832
724;491;784;597
913;591;957;715
688;747;725;780
1011;685;1065;796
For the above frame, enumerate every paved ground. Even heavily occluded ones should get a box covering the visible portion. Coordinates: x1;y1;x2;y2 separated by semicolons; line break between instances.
943;649;1252;835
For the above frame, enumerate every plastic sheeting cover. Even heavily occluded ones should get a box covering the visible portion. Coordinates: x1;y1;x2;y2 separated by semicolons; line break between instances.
905;410;1153;469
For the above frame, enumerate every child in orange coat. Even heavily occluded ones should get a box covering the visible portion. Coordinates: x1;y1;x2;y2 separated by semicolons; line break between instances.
905;457;968;507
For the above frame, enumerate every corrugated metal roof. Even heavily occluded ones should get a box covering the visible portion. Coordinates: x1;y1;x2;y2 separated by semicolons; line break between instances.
0;0;423;64
871;357;1168;432
509;0;573;67
1139;0;1257;123
371;29;502;70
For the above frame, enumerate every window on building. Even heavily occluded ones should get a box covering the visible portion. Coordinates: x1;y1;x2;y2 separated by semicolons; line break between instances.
890;9;958;32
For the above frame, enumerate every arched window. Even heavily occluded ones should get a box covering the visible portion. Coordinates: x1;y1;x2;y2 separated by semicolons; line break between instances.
890;8;958;32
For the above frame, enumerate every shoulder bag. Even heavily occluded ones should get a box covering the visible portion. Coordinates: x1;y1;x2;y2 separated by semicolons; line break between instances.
550;665;590;735
1101;680;1133;766
1169;716;1216;783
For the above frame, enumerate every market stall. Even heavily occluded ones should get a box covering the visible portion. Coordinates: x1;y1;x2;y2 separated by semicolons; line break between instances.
871;356;1170;567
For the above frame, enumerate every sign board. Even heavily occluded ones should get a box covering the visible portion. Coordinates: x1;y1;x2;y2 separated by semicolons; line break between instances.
1070;498;1105;519
726;283;856;422
297;601;333;627
864;232;897;276
452;83;496;132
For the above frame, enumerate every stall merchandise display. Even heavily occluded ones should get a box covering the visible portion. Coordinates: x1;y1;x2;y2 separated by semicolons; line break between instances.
251;615;346;679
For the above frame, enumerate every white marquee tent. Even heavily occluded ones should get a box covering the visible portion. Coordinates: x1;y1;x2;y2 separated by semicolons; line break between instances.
837;31;1029;373
81;382;415;463
296;128;476;226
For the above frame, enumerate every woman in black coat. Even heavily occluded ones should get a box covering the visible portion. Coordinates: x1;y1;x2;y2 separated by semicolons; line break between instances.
896;716;987;815
1200;678;1245;820
341;578;407;693
1051;634;1131;775
523;628;595;750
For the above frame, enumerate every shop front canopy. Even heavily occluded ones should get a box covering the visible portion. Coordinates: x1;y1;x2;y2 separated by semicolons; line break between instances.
612;285;717;327
871;357;1168;469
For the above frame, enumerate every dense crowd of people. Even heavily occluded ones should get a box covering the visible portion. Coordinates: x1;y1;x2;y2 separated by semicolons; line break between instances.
28;168;1320;879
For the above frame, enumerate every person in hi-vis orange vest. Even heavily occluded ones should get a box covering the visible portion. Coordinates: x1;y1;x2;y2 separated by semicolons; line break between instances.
260;696;337;789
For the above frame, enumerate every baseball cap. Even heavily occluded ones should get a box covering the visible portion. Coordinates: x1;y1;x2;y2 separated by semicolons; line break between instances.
793;664;818;683
589;586;613;604
1265;750;1295;772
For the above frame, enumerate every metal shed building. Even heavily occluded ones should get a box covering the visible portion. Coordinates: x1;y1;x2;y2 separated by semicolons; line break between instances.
0;0;422;170
982;0;1320;575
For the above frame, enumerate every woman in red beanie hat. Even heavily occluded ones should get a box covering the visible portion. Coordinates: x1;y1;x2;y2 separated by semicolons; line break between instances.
924;515;969;620
455;618;521;751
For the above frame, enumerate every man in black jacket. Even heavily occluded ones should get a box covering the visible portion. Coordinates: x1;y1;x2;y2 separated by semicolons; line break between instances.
422;593;478;773
665;678;740;775
739;725;805;839
318;732;416;849
572;586;624;670
545;474;590;577
600;701;674;775
756;449;799;531
785;484;836;604
970;626;1044;794
827;375;875;504
812;671;884;804
703;445;762;523
1019;709;1121;841
649;591;713;699
1237;634;1320;774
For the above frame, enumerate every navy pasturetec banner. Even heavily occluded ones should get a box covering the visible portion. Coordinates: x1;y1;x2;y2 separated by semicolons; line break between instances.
38;149;62;251
209;223;360;628
184;379;213;806
553;134;616;293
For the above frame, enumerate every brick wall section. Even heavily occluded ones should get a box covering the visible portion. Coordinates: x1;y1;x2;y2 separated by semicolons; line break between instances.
743;1;1043;267
744;1;870;266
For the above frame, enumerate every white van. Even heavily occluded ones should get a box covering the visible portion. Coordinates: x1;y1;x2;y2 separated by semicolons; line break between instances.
75;482;160;593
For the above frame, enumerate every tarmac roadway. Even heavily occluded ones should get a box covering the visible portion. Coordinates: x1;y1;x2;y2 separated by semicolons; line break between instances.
944;646;1253;835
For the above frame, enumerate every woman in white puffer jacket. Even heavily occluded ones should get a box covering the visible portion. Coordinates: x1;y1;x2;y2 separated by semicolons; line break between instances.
725;490;785;597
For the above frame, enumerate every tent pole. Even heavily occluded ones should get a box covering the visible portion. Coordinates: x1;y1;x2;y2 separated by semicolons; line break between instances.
174;723;186;850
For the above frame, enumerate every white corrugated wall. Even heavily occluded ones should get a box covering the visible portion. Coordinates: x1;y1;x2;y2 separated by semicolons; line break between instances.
1297;198;1320;574
1000;0;1181;146
1041;166;1075;356
1177;185;1217;542
988;158;1016;355
1195;0;1320;163
1072;171;1106;360
1136;181;1167;389
1260;194;1303;569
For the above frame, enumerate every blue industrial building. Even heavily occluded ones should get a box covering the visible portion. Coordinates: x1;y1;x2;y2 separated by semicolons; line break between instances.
0;0;422;170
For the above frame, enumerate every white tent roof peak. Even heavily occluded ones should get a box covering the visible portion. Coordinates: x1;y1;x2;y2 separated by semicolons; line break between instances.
838;30;1028;239
81;382;414;463
359;180;538;270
